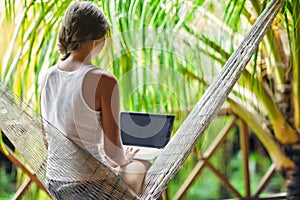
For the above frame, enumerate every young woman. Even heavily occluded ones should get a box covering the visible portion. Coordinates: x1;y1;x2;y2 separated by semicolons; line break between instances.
39;1;149;199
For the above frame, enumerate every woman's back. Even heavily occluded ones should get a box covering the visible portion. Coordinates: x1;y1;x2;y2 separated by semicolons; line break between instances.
40;65;113;182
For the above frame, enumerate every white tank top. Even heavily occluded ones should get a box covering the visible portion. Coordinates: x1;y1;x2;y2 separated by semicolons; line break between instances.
40;65;116;181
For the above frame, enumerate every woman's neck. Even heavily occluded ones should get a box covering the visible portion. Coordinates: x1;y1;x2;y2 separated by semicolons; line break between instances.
58;41;94;71
58;56;92;71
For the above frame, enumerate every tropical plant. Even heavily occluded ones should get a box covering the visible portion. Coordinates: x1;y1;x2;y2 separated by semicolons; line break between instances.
1;0;300;199
0;167;14;199
201;0;300;199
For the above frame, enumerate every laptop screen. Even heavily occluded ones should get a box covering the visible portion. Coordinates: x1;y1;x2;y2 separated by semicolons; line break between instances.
120;112;175;148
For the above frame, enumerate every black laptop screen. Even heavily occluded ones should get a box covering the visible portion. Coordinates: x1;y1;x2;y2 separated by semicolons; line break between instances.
120;112;175;148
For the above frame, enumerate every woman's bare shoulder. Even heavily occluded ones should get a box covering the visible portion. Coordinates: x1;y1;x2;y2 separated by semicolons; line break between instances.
85;67;118;98
88;67;118;84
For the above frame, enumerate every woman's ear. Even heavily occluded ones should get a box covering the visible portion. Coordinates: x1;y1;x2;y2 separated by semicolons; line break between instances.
91;38;106;59
93;40;97;49
93;38;104;49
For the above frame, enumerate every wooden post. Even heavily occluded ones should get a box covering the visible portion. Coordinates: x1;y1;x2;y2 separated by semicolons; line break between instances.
240;120;251;197
0;131;51;199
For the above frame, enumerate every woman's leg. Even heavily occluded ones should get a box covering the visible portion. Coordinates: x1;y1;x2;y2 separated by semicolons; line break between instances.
118;160;151;195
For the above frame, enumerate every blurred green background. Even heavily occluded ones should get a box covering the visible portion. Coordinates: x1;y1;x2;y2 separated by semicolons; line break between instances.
2;0;300;199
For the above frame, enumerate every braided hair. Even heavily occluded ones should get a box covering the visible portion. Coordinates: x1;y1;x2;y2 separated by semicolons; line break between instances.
57;1;110;60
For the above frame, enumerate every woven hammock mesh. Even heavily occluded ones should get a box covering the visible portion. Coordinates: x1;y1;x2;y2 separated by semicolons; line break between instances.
0;0;283;199
0;84;138;199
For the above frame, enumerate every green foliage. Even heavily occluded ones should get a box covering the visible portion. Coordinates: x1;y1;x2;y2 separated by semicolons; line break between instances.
0;167;15;199
1;0;297;199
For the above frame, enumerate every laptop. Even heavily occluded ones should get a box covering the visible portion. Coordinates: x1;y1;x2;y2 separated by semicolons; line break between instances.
120;111;175;160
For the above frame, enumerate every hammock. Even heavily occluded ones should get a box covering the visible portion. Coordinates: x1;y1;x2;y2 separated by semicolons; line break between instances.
0;0;284;199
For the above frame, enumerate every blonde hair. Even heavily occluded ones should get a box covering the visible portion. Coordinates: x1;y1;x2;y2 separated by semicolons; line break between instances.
57;1;110;60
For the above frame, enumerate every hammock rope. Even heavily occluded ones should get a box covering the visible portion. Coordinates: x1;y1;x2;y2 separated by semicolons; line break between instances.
0;0;284;199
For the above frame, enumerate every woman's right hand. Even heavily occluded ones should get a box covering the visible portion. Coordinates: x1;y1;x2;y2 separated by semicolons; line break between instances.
123;146;139;165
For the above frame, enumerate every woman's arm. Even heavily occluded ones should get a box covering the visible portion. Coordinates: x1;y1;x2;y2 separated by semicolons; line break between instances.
97;72;136;166
38;70;49;149
39;96;48;149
